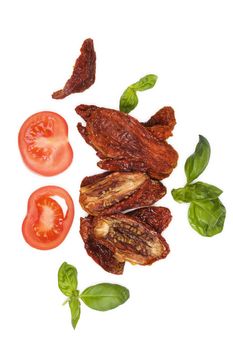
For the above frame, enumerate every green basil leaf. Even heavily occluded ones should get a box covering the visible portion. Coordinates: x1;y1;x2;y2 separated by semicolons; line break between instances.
188;198;226;237
58;262;78;297
172;182;223;203
185;135;211;183
69;296;81;329
80;283;130;311
119;74;157;113
130;74;158;91
120;87;138;113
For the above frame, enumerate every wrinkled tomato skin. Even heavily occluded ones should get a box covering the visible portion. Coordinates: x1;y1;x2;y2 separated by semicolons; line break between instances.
18;111;73;176
22;186;74;250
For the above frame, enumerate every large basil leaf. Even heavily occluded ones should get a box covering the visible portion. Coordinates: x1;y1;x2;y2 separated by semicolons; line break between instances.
172;182;223;203
119;74;157;113
188;198;226;237
185;135;211;183
58;262;78;297
80;283;129;311
69;296;81;329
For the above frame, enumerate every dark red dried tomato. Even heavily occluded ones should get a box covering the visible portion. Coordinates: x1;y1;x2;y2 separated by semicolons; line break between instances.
80;208;170;274
80;216;124;275
79;171;166;216
128;206;172;234
52;38;96;99
142;106;176;141
76;105;178;180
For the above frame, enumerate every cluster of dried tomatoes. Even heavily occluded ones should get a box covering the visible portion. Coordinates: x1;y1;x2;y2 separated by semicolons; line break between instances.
19;38;178;275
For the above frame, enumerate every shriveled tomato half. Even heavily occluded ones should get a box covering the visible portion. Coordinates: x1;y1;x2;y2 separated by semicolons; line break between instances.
22;186;74;250
18;111;73;176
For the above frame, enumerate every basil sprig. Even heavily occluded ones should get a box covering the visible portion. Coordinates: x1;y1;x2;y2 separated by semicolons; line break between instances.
119;74;157;113
58;262;130;329
172;135;226;237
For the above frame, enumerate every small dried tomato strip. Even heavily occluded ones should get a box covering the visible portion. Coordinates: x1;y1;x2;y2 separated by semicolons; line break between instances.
52;38;96;99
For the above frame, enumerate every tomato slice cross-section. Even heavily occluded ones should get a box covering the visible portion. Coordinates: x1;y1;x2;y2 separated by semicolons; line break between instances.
22;186;74;250
18;111;73;176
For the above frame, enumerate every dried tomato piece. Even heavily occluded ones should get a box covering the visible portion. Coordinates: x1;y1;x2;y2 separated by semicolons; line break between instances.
80;216;124;275
92;214;169;265
128;206;172;234
80;210;170;274
142;107;176;141
52;38;96;99
79;171;166;216
76;105;178;180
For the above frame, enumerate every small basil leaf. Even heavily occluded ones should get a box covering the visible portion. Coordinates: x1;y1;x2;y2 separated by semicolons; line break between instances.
58;262;78;297
69;296;81;329
172;182;223;203
119;74;157;113
185;135;211;183
130;74;158;91
119;87;138;113
171;187;188;203
80;283;129;311
188;198;226;237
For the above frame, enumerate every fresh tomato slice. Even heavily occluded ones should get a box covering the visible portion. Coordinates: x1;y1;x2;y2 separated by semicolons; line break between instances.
22;186;74;250
18;111;73;176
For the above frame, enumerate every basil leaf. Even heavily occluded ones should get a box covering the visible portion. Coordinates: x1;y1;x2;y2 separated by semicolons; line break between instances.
188;198;226;237
69;296;81;329
119;74;157;113
80;283;130;311
120;87;138;113
185;135;211;183
58;262;78;297
130;74;158;91
172;182;223;203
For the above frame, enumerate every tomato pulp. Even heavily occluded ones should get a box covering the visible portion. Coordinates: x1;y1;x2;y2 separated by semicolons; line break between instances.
18;111;73;176
22;186;74;250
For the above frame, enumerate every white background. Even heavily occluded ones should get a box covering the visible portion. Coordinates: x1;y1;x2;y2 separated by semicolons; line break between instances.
1;1;232;349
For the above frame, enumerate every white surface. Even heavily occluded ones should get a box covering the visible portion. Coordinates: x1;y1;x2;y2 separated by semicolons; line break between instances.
1;1;232;349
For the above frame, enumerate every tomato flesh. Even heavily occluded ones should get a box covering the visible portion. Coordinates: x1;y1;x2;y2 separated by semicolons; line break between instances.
33;197;64;242
19;112;73;176
22;186;74;250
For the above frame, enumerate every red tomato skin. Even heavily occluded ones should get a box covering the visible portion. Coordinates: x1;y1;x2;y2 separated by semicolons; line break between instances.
18;111;73;176
22;186;74;250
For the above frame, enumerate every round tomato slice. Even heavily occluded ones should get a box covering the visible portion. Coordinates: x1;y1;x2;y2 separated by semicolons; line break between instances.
22;186;74;250
18;111;73;176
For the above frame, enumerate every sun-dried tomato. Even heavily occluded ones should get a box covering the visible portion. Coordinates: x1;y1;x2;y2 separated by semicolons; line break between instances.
79;171;166;216
128;206;172;234
80;208;170;274
76;105;178;180
52;38;96;99
80;216;125;275
142;106;176;141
